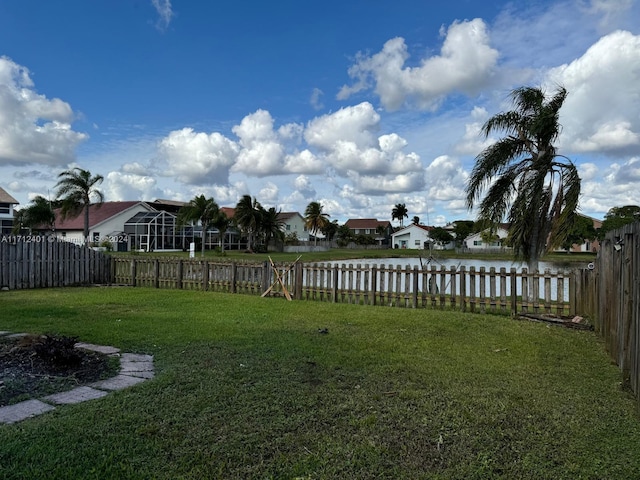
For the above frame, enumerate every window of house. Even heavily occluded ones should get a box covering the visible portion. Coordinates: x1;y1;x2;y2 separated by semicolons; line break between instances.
286;224;291;231
474;240;482;246
415;240;420;246
0;205;10;214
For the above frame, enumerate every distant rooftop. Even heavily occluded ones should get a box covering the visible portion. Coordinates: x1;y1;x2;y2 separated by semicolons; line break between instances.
0;187;19;205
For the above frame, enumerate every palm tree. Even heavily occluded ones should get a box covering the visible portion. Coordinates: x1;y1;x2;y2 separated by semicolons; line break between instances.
12;195;55;234
465;86;580;272
260;206;285;250
177;195;220;256
392;203;408;227
304;201;330;246
55;168;104;243
412;216;420;226
234;195;263;251
211;210;230;253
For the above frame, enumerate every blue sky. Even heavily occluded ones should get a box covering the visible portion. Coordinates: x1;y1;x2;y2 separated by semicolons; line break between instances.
1;0;640;226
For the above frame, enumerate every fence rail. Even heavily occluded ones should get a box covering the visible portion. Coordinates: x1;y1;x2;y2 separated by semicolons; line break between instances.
0;240;111;289
111;257;577;316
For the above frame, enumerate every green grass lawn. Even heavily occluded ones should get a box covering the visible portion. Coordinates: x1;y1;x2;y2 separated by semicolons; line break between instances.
0;287;636;479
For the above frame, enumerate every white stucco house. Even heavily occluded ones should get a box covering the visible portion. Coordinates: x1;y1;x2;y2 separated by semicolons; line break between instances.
278;211;310;241
52;201;156;249
464;226;510;250
0;187;19;235
391;224;433;249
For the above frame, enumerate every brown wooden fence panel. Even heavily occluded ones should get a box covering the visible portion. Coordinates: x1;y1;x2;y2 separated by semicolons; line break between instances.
589;222;640;406
0;239;111;289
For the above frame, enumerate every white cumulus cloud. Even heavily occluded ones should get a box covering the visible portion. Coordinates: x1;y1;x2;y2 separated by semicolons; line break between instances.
338;19;499;111
158;128;239;185
0;56;86;167
547;30;640;156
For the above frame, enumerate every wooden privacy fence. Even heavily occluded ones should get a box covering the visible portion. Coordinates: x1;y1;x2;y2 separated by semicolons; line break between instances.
0;239;111;289
587;222;640;406
112;257;578;316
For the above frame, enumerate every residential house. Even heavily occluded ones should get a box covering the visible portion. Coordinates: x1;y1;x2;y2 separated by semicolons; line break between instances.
464;226;510;250
0;187;19;235
344;218;392;246
278;211;310;242
566;215;602;253
391;224;433;249
53;201;156;250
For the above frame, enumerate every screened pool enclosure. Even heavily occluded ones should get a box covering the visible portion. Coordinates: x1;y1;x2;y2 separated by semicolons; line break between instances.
123;210;241;252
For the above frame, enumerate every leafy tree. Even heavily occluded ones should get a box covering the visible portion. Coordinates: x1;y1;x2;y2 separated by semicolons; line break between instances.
234;195;263;251
177;195;220;256
392;203;408;227
429;227;454;247
304;201;330;246
260;206;285;250
321;219;339;242
451;220;475;247
561;214;597;251
12;196;55;234
465;86;580;271
354;234;375;246
598;205;640;239
336;224;353;247
55;168;104;242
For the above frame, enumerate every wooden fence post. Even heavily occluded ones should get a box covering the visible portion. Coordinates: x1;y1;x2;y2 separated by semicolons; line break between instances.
176;260;183;289
510;268;517;315
332;264;339;303
202;260;209;291
294;261;303;299
130;259;137;287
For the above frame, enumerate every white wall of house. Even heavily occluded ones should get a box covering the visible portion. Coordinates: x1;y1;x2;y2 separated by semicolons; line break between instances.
391;225;431;249
55;203;154;246
464;227;509;250
282;213;310;241
0;197;17;234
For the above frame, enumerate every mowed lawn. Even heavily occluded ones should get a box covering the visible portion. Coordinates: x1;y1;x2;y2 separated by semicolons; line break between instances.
1;287;639;479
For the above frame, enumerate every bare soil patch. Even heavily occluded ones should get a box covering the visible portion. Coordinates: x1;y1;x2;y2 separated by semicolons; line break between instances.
0;334;118;407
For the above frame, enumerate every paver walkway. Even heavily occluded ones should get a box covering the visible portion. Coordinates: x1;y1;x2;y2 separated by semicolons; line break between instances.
0;333;154;424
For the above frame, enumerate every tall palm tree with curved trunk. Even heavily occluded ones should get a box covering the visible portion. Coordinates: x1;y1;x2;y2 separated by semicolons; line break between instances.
177;195;220;256
304;201;330;246
234;195;263;251
392;203;408;227
465;86;580;272
55;168;104;243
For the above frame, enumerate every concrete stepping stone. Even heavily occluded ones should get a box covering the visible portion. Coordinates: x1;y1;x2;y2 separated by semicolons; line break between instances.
42;386;109;405
0;399;56;424
75;342;121;355
91;374;147;391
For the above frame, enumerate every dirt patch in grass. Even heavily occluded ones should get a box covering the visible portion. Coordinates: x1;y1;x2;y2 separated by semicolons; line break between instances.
0;334;119;407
